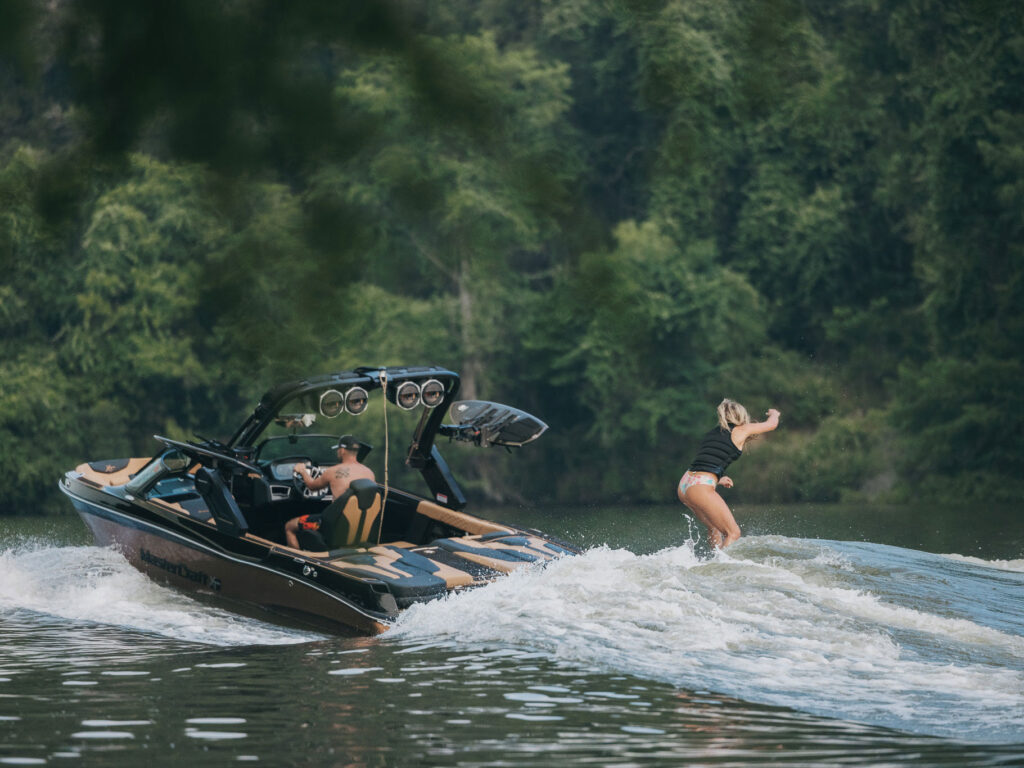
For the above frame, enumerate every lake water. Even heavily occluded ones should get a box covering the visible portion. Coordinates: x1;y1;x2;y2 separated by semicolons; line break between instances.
1;503;1022;766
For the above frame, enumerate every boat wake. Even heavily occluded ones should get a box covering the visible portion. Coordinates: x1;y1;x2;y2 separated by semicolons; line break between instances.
941;552;1024;573
0;539;319;647
392;535;1024;742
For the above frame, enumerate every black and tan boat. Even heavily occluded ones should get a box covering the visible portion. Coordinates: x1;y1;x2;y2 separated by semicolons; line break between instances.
59;366;575;634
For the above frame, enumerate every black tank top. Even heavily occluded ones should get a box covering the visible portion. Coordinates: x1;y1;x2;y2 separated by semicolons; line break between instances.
688;426;742;478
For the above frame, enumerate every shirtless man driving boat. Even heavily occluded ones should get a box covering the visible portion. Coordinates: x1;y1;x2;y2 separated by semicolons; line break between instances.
284;435;375;549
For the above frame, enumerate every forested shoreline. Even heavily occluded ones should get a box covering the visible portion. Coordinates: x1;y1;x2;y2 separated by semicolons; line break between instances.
1;0;1022;514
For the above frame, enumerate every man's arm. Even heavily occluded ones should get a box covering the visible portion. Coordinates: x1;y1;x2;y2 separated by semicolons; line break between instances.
295;464;331;491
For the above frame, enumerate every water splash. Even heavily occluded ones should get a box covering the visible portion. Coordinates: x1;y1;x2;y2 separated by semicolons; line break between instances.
0;540;319;647
393;536;1024;741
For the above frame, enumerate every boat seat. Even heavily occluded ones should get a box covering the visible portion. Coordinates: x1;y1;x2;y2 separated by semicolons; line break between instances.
247;473;275;509
177;496;212;522
150;495;212;522
195;467;249;536
297;479;382;550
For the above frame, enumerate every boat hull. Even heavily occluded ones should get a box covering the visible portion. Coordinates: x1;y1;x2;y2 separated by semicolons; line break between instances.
64;487;391;635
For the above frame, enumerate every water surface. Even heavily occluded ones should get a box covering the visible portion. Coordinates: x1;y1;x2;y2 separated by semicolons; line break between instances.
1;505;1022;766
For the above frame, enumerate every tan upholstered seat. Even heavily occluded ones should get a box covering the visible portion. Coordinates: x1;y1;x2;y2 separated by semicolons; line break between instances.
321;478;382;548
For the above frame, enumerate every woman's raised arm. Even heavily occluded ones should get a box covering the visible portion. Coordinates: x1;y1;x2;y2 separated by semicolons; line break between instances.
732;409;780;447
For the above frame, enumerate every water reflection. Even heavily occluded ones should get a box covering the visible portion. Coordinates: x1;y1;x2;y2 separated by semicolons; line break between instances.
2;627;1023;767
2;513;1023;765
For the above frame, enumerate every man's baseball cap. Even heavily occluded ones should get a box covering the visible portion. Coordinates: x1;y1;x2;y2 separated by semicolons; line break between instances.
331;435;361;451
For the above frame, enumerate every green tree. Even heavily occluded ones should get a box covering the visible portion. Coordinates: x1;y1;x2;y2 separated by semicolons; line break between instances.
522;219;770;501
883;2;1024;498
0;145;82;513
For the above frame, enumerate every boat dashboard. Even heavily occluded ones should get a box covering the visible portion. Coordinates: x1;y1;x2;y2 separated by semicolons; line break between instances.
252;434;342;466
248;434;356;501
265;460;308;483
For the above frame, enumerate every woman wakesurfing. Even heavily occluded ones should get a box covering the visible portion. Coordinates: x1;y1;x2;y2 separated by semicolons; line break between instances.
677;399;780;548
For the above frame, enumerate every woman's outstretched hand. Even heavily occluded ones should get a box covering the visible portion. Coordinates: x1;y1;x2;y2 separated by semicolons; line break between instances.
719;476;734;488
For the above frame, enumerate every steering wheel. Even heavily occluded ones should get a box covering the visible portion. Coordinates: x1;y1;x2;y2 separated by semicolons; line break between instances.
291;461;326;499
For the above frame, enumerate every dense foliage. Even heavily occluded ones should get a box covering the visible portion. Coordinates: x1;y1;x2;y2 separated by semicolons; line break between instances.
1;0;1022;514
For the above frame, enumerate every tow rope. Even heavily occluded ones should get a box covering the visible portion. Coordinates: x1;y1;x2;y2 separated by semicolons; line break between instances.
377;369;389;544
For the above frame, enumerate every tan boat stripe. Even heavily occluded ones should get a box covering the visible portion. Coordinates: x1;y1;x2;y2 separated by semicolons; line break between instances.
426;560;475;588
364;547;476;588
333;557;410;581
452;551;519;574
414;501;514;536
454;536;561;561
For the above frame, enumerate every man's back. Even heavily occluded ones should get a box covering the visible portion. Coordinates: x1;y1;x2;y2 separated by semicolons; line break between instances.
324;460;375;497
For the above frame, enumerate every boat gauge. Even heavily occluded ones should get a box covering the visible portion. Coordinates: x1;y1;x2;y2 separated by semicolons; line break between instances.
394;381;421;410
344;386;369;416
319;389;345;418
420;379;445;408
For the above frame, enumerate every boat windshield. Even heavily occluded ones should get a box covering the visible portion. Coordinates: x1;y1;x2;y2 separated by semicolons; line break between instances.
124;450;190;495
255;435;339;465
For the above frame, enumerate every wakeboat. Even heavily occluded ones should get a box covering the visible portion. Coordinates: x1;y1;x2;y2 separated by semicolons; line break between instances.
59;366;576;634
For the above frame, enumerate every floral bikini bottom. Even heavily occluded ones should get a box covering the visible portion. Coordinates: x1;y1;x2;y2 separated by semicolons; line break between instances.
678;470;717;496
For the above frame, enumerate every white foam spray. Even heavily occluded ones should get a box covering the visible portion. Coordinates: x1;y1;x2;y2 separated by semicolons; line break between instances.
0;540;319;647
942;553;1024;573
393;536;1024;741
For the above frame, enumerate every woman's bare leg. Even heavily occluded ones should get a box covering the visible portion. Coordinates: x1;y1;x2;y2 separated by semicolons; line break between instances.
678;484;724;548
702;520;725;549
682;485;741;548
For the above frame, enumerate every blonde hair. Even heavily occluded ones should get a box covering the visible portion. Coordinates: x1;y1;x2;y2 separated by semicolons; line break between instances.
716;399;750;431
